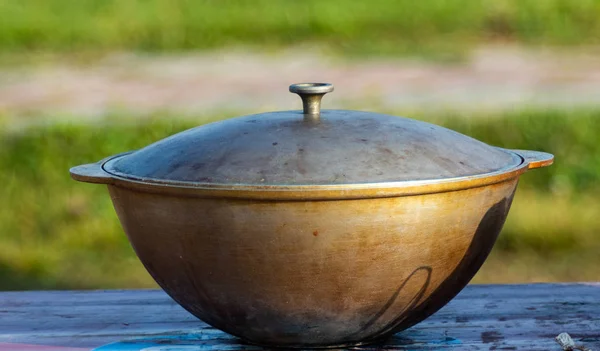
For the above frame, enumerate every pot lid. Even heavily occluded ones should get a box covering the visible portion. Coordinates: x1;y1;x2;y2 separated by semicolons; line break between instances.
103;83;520;187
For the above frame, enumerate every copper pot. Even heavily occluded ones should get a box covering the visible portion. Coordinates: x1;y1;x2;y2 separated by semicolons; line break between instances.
70;83;553;348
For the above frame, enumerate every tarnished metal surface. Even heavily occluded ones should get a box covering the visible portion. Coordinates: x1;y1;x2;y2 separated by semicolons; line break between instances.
69;82;554;347
99;82;522;187
71;147;544;200
103;110;520;187
106;178;518;348
289;82;334;117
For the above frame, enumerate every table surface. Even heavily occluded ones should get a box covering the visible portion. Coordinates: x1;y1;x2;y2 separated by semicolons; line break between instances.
0;283;599;351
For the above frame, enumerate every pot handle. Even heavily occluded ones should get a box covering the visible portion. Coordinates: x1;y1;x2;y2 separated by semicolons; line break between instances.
512;149;554;169
289;82;334;117
70;158;114;184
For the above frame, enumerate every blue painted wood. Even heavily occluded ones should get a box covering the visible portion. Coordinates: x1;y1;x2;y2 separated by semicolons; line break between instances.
93;331;465;350
1;284;599;350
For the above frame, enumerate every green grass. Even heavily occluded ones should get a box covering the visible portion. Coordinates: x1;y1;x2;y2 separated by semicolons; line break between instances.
1;0;600;60
1;109;599;290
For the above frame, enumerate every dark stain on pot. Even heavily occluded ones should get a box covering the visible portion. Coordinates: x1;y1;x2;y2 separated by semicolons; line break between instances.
313;230;319;237
272;142;278;146
191;162;206;170
389;191;516;334
352;265;432;339
435;155;465;173
378;147;394;155
526;307;536;310
168;160;185;172
296;147;307;175
481;331;504;343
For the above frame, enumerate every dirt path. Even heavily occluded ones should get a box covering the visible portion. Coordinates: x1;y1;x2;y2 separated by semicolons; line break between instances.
1;45;600;126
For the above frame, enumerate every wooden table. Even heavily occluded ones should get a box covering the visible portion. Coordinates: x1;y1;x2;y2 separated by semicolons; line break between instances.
1;284;598;350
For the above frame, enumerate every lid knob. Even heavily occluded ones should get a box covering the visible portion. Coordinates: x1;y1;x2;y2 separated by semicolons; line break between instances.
289;83;334;118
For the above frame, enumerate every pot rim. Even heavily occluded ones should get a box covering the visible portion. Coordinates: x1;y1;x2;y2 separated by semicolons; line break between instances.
85;148;543;200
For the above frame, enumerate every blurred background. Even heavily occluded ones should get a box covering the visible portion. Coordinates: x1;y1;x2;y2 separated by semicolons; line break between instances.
0;0;599;290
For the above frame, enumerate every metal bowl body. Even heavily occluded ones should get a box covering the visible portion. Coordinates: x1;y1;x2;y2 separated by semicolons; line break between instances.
106;177;518;348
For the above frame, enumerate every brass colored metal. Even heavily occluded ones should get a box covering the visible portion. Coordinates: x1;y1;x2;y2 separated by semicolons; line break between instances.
70;82;554;348
95;115;523;188
70;147;550;200
289;82;334;117
107;178;518;348
512;149;554;169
